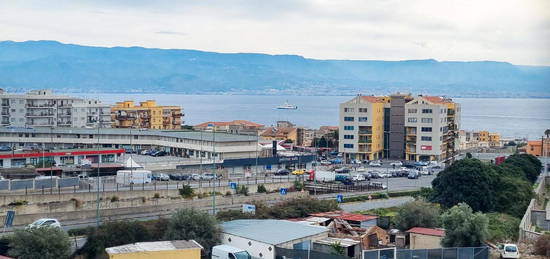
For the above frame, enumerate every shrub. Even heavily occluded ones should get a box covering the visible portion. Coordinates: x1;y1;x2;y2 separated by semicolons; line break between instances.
110;196;120;202
164;208;221;253
534;234;550;256
486;213;520;242
225;190;233;196
70;198;83;208
441;203;488;247
141;196;147;203
257;184;267;193
9;227;71;259
293;180;304;191
237;185;249;196
67;226;94;237
8;200;28;206
153;193;160;199
394;200;441;231
178;185;194;198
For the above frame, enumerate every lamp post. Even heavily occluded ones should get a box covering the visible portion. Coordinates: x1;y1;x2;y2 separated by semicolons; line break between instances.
95;122;101;228
211;129;216;215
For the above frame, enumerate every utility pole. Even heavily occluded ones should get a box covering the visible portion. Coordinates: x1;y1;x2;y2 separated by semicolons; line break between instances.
95;124;101;228
212;129;216;215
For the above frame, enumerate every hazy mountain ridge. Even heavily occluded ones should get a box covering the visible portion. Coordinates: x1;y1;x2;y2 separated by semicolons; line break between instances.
0;40;549;97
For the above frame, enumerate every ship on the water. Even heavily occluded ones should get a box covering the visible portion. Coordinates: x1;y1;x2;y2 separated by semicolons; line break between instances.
276;101;298;110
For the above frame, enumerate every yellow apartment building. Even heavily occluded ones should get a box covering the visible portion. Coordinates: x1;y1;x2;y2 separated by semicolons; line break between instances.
111;100;183;129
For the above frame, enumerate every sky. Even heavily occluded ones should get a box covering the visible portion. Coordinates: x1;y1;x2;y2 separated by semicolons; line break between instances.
1;0;549;66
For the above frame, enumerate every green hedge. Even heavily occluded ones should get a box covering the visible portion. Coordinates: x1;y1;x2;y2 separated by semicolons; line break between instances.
342;190;420;203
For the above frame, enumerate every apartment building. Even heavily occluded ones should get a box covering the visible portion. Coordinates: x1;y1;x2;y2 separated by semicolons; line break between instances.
0;89;110;128
459;130;501;149
339;94;460;162
194;120;264;135
111;100;183;129
338;95;385;161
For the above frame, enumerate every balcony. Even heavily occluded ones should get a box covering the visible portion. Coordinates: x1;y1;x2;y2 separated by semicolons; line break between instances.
358;139;372;144
26;112;54;117
1;102;9;106
1;112;8;116
26;103;55;108
358;130;372;135
358;147;372;152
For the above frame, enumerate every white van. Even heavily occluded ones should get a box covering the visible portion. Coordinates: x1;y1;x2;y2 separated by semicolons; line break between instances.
116;170;152;185
211;245;251;259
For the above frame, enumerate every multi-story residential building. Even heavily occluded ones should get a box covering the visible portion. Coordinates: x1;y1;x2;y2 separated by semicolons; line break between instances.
459;130;501;149
194;120;264;135
339;94;460;162
111;100;183;129
260;127;304;146
338;95;385;161
526;138;550;157
0;89;110;128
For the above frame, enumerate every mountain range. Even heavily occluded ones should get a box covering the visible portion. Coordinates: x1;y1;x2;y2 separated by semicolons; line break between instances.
0;40;549;97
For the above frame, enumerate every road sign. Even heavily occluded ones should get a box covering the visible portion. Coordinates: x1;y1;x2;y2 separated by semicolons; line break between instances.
242;204;256;215
336;194;343;203
229;182;237;190
280;188;288;195
4;210;15;227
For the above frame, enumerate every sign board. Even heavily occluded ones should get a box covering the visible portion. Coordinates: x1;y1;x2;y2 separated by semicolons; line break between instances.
336;194;344;203
4;210;15;227
420;145;432;151
242;204;256;215
279;188;288;195
229;182;237;190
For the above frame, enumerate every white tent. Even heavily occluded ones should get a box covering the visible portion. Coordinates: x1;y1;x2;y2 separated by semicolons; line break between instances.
124;156;143;169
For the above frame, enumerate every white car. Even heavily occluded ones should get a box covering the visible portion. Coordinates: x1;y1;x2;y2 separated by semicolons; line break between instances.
191;173;202;180
27;218;61;229
499;244;519;259
390;161;403;167
369;161;382;167
352;174;366;181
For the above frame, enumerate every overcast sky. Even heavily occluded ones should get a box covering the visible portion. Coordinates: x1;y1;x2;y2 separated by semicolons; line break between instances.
1;0;549;65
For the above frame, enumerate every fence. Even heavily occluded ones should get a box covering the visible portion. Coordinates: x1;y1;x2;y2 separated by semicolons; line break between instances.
519;176;547;241
363;247;489;259
0;177;80;192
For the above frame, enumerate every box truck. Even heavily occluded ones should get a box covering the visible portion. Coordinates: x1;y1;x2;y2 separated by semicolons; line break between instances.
116;170;152;185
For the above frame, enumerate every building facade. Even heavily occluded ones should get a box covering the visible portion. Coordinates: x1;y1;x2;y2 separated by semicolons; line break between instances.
111;100;182;129
0;89;110;128
194;120;264;135
339;94;460;162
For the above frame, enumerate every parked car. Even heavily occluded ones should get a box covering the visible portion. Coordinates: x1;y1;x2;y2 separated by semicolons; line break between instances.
498;244;519;259
369;161;382;167
152;173;170;181
291;169;305;175
369;171;382;178
274;169;290;175
151;150;167;157
335;167;350;174
320;160;331;166
0;146;12;152
352;174;366;181
202;173;220;180
140;149;154;155
27;218;61;229
124;148;136;154
361;173;372;180
415;161;429;166
169;173;187;181
407;171;421;179
191;174;202;180
389;161;403;167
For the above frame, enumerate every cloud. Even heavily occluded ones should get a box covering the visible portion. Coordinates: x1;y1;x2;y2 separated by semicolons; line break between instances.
0;0;549;65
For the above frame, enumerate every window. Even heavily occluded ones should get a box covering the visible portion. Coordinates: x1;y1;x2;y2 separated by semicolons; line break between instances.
359;108;368;113
344;144;354;148
421;118;433;123
344;126;354;130
344;108;354;112
344;117;354;122
408;118;417;123
421;127;432;132
421;136;432;141
344;135;354;139
358;117;368;122
422;109;433;113
408;109;417;113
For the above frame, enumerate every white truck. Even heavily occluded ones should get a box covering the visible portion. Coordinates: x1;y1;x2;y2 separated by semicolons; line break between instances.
211;245;251;259
313;170;336;182
115;170;152;185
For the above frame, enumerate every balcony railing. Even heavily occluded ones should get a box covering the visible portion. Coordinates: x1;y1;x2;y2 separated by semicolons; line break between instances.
358;139;372;144
26;113;54;117
358;130;372;135
26;103;55;108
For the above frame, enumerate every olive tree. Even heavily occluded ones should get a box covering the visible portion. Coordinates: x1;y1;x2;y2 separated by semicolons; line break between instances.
394;199;441;231
164;208;220;253
441;203;488;247
9;227;71;259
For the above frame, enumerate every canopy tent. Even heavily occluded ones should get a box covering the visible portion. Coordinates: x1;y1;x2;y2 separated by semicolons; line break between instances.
124;156;143;169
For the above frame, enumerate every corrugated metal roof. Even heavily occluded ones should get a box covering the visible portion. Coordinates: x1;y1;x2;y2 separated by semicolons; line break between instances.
314;237;360;247
222;219;328;245
105;240;202;254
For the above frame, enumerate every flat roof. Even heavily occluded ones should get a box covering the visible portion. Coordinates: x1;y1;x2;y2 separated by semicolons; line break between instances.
406;227;445;237
0;148;124;159
222;219;328;245
105;240;202;254
0;127;257;142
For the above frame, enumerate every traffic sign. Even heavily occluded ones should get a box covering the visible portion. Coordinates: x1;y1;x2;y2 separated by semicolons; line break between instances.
280;188;288;195
336;194;344;203
242;204;256;215
229;182;237;190
4;210;15;227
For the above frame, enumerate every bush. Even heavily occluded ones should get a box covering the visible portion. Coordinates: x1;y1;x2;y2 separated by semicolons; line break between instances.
257;184;267;193
237;185;249;196
153;193;160;199
293;180;304;191
110;196;120;202
9;227;71;259
67;226;94;237
70;198;83;208
441;203;488;247
8;200;28;206
216;210;255;222
178;185;194;198
486;213;520;242
225;190;232;196
164;208;221;254
534;234;550;256
394;200;441;231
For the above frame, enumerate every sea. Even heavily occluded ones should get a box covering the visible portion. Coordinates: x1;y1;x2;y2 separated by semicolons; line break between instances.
86;94;550;140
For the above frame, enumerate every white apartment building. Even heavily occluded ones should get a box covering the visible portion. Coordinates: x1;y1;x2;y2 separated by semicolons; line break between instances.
0;89;110;128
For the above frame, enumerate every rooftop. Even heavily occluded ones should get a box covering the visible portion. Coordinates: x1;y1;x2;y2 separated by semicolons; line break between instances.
314;237;360;247
195;120;264;128
105;240;202;254
0;127;256;142
336;214;378;222
406;227;445;237
222;219;328;245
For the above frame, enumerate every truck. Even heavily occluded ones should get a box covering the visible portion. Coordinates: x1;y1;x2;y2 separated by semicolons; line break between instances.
211;245;251;259
116;170;152;185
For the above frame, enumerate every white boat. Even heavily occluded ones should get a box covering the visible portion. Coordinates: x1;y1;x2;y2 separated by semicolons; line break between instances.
276;101;298;110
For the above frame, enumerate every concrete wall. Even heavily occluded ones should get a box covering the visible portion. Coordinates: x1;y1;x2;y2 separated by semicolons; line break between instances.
221;233;276;259
409;233;443;249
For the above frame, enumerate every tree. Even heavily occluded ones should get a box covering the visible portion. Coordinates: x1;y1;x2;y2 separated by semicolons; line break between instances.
441;203;489;247
394;199;441;231
79;220;151;258
431;158;498;212
545;129;550;138
493;166;533;217
9;227;71;259
501;154;541;183
164;208;220;253
486;213;520;242
465;152;473;159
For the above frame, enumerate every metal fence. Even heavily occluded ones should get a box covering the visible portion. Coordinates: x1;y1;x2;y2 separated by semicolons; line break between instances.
0;177;80;191
275;247;351;259
363;247;489;259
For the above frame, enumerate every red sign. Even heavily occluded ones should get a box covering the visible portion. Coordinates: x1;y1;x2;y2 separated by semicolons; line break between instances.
421;145;432;150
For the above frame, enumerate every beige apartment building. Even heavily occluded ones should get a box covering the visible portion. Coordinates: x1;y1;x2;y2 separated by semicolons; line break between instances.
339;94;460;162
111;100;183;129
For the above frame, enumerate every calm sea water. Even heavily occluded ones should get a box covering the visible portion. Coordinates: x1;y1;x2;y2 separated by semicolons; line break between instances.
86;94;550;140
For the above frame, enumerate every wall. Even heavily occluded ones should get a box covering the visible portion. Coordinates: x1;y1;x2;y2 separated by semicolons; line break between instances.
519;176;548;241
409;234;443;249
221;233;275;259
109;249;200;259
